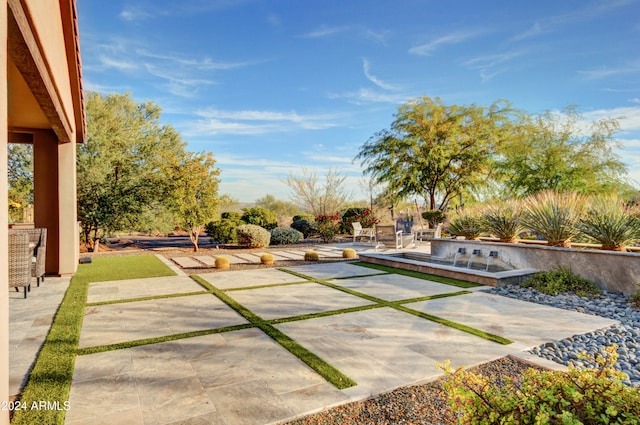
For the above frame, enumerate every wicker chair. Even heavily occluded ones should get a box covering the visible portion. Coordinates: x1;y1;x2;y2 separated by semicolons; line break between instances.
23;228;47;286
9;232;32;298
375;224;403;251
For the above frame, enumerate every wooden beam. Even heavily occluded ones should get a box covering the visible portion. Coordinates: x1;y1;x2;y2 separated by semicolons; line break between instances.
7;0;73;143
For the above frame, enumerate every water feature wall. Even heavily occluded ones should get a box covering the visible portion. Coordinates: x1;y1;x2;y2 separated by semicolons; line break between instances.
431;239;640;294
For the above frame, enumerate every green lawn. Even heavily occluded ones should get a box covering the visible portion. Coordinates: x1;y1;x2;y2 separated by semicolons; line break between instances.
11;255;175;425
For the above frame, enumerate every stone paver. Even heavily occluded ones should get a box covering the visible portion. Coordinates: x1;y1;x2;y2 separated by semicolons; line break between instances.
233;253;263;263
275;250;307;260
330;274;464;301
198;268;306;290
194;255;216;267
86;275;205;303
172;256;203;268
78;294;249;348
285;262;388;279
228;282;375;320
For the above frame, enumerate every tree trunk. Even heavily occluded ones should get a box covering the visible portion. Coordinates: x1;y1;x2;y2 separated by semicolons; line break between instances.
189;226;200;252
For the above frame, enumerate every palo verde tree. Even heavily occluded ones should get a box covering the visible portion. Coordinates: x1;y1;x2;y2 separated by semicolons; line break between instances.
495;106;631;197
285;167;352;216
356;96;514;210
166;151;220;252
77;91;187;247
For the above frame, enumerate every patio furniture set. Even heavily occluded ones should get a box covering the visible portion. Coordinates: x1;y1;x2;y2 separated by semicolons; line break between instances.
352;222;443;250
8;228;47;298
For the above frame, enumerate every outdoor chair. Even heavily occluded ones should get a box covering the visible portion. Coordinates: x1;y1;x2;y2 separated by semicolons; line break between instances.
19;228;47;286
414;223;443;244
375;224;403;251
352;222;375;243
9;232;32;298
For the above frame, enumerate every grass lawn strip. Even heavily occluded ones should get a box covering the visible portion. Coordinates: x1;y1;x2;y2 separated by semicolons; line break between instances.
85;290;208;306
11;255;175;425
76;323;254;355
223;280;311;292
191;275;357;389
279;268;513;346
350;261;481;288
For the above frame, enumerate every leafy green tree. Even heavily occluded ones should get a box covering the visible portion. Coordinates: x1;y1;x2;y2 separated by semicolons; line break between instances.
496;106;630;196
255;194;301;220
356;96;514;210
77;91;187;247
166;151;221;251
7;144;33;222
240;206;277;230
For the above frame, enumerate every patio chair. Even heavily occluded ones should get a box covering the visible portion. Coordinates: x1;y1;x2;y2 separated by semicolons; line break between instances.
414;223;443;244
9;232;32;298
352;222;375;243
19;228;47;286
375;225;403;251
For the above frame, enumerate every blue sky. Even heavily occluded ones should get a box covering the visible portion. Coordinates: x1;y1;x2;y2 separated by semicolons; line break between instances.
77;0;640;203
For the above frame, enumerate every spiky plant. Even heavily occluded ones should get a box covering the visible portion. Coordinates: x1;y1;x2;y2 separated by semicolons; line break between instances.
480;200;524;243
447;208;483;240
521;191;586;247
577;194;640;251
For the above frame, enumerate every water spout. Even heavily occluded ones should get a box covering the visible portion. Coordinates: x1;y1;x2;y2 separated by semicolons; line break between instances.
452;247;466;267
485;251;499;271
467;249;482;269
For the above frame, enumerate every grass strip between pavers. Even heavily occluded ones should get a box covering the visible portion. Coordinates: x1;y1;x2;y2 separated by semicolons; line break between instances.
191;275;357;389
85;290;209;306
223;280;311;292
76;323;254;355
350;261;482;288
11;255;176;425
278;268;513;346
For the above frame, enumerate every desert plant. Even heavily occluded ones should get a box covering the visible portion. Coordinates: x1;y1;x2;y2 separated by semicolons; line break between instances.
315;213;341;242
447;208;483;240
269;227;303;245
631;289;640;309
521;190;586;247
479;200;524;243
577;194;640;251
422;209;446;228
340;207;379;234
342;248;357;259
260;253;274;265
205;215;243;244
291;219;317;238
236;224;271;248
304;250;319;261
442;345;640;425
241;206;278;230
521;266;601;297
292;214;314;222
215;256;230;269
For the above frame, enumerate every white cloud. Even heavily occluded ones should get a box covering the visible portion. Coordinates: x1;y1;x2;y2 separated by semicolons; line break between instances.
96;55;138;71
301;25;350;38
187;108;340;136
582;106;640;132
578;61;640;81
409;29;486;56
362;58;398;91
464;50;524;82
327;88;410;105
137;49;259;70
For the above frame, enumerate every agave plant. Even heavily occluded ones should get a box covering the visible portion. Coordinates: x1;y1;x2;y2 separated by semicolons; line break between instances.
577;194;640;251
447;208;483;240
480;200;524;243
521;190;586;247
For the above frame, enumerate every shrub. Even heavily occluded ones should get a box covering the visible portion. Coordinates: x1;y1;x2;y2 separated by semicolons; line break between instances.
447;208;483;240
631;290;640;309
577;194;640;251
221;211;242;221
521;190;586;247
205;214;244;244
342;248;357;259
241;206;278;230
292;214;314;222
215;256;230;269
442;346;640;425
480;200;524;243
260;253;274;265
236;224;271;248
315;213;341;242
304;250;319;261
422;209;446;228
270;227;303;245
341;207;379;234
291;219;317;238
521;266;601;297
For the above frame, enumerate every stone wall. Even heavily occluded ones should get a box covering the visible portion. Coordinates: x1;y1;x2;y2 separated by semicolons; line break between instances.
430;239;640;294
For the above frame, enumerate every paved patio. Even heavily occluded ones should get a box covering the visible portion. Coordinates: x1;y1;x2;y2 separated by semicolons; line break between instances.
8;246;618;425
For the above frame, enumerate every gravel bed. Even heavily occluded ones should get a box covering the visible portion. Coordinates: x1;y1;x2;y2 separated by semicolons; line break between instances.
488;286;640;387
287;356;541;425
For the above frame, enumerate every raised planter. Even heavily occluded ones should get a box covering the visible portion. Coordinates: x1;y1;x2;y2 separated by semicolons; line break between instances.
431;239;640;295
